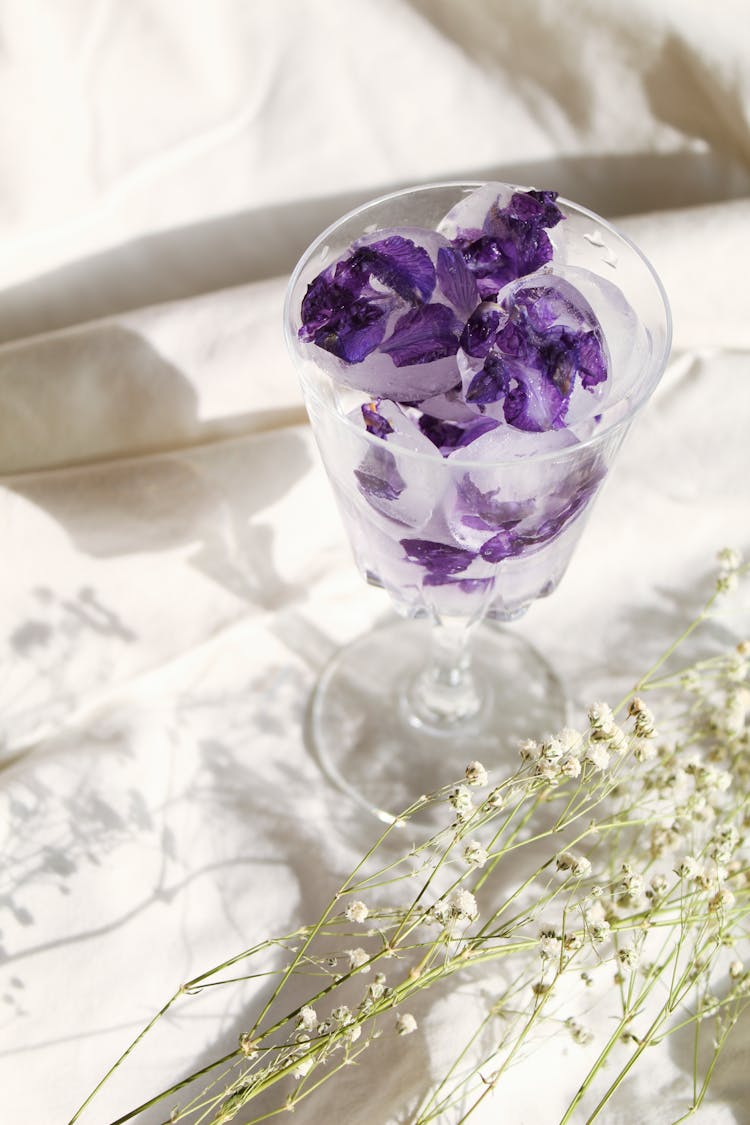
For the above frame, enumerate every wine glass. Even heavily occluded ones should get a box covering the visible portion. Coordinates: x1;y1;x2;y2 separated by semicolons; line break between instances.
283;182;671;823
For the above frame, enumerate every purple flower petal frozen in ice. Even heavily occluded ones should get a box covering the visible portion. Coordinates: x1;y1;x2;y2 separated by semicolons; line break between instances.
465;354;509;406
299;227;483;400
417;411;499;455
440;185;565;300
299;234;437;366
460;304;503;359
423;574;494;593
350;235;437;303
361;400;394;439
400;538;476;577
479;530;526;563
459;275;609;432
436;245;480;316
354;446;406;503
457;475;534;531
501;353;571;432
380;303;464;368
300;270;388;363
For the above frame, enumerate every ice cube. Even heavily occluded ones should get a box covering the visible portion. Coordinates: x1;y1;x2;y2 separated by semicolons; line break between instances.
344;399;445;530
437;182;517;242
298;226;482;402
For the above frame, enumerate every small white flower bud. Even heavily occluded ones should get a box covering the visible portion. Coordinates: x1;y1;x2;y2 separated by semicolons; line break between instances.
463;840;489;867
345;900;369;924
297;1006;318;1031
449;888;479;923
465;761;488;787
345;948;370;973
396;1012;417;1036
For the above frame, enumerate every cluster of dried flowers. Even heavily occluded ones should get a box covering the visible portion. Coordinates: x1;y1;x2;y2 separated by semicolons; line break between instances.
70;550;749;1125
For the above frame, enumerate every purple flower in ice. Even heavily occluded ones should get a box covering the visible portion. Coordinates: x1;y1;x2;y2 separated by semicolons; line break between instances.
447;188;564;300
417;412;499;455
460;305;503;359
435;245;480;314
298;230;483;400
479;529;527;563
462;278;608;432
456;476;534;532
355;446;406;503
476;452;605;562
400;538;476;579
299;235;436;364
361;400;394;440
423;575;494;593
381;304;464;368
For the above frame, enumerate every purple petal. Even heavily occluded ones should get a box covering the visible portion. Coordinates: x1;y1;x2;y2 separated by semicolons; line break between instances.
502;362;569;432
436;245;480;314
354;446;405;502
466;354;509;405
457;475;535;530
451;187;564;299
479;530;525;563
507;189;564;229
423;574;494;593
460;304;502;359
381;303;463;368
351;235;435;303
418;412;499;454
574;331;608;388
453;415;501;448
400;538;476;576
299;269;388;363
361;400;394;439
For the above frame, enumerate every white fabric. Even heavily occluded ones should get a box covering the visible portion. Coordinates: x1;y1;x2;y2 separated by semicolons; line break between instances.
1;2;749;1122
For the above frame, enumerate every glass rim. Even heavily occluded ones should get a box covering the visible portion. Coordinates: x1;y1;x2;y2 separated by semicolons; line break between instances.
283;179;673;469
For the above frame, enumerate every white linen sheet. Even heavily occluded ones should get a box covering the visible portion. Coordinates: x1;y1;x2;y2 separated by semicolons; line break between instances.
1;2;750;1122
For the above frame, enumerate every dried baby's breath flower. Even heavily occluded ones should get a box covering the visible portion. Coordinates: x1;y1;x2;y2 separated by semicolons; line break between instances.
565;1017;594;1045
629;697;657;739
396;1013;418;1036
519;738;541;762
427;898;451;926
297;1006;318;1032
617;945;640;969
585;741;611;772
239;1032;258;1058
556;851;591;878
651;822;681;858
465;761;488;787
449;889;479;923
345;948;370;973
676;855;702;880
717;547;742;571
587;920;611;945
649;873;669;896
539;928;562;960
463;840;489;867
619;863;644;901
449;785;474;818
331;1005;354;1026
560;754;582;779
633;737;658;762
485;786;505;810
708;889;735;913
345;900;369;924
723;691;749;737
588;701;617;739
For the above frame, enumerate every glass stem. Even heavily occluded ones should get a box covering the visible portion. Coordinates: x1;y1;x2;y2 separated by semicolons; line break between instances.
406;616;484;730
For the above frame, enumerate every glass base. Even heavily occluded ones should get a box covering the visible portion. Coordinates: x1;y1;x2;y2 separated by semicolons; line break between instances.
306;616;568;826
